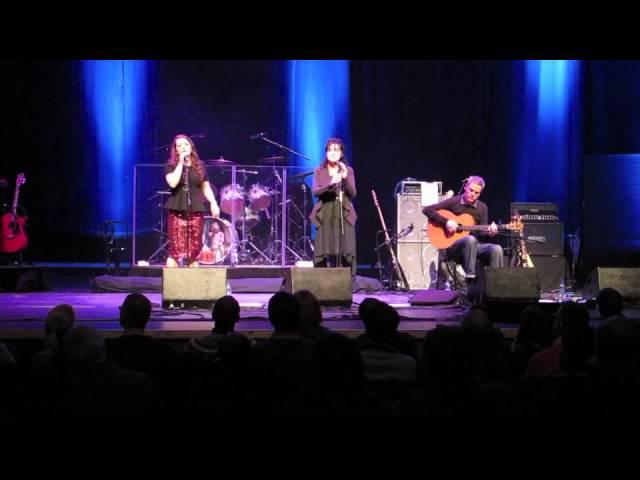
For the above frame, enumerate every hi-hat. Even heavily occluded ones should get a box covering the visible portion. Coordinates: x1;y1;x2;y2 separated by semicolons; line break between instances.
206;157;237;165
258;156;285;164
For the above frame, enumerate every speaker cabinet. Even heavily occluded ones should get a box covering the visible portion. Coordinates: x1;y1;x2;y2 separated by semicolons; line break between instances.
162;267;227;309
282;267;352;307
583;267;640;301
530;255;565;293
483;267;541;301
523;223;564;256
396;242;439;290
396;194;428;243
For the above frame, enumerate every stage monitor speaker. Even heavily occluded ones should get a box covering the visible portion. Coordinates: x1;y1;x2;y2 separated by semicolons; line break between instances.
483;267;541;301
583;267;640;301
523;223;564;256
162;267;227;309
396;194;427;243
282;267;352;307
396;242;439;290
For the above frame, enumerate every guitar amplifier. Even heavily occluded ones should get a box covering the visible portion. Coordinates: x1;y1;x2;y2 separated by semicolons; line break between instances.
523;223;564;256
511;202;559;223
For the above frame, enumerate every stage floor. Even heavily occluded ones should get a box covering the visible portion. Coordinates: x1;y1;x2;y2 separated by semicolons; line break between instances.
0;290;478;340
0;264;629;342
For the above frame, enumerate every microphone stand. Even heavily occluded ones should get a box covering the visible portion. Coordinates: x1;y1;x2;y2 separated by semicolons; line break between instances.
256;135;312;266
185;163;191;267
256;136;312;162
373;227;410;251
337;178;344;268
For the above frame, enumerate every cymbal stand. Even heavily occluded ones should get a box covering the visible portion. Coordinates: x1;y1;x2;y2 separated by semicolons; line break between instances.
282;185;312;261
297;182;314;259
235;170;272;264
262;165;283;263
254;135;313;265
147;191;169;263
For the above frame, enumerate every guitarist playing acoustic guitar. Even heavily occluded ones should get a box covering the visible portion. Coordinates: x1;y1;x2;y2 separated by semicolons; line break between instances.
422;175;504;282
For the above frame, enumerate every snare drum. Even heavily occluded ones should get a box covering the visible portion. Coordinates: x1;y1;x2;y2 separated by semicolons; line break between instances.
220;184;246;215
248;183;272;211
199;218;238;265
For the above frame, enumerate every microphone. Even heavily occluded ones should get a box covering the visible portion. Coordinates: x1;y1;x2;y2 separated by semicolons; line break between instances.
461;177;469;183
237;169;258;175
250;132;267;140
398;223;414;239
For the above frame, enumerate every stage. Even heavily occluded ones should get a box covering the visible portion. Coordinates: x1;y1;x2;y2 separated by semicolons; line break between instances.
0;263;619;347
0;264;499;342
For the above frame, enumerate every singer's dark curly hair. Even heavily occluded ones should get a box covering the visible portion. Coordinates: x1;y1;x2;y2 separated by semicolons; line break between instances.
321;137;349;168
167;134;205;181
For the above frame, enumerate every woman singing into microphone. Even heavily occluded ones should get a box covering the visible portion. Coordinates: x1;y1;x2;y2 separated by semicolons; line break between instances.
310;137;357;276
164;134;220;268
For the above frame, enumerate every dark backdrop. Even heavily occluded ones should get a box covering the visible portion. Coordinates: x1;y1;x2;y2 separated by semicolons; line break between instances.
1;60;638;277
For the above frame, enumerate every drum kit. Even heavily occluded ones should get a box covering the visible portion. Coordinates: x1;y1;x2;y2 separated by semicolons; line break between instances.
147;155;314;266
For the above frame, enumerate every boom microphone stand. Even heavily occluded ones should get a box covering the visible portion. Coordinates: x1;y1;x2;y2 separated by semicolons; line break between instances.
251;133;312;265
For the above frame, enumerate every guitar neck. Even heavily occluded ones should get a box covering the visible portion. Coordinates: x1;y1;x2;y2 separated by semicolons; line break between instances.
460;224;508;232
12;185;21;213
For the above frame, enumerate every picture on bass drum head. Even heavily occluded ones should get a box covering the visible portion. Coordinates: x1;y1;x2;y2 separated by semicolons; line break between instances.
199;217;238;265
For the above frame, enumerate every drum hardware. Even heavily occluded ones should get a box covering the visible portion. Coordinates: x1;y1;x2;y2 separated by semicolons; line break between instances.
278;181;314;262
147;190;171;263
225;169;273;264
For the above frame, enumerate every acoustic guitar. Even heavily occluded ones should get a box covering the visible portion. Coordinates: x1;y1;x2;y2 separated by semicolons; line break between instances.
426;209;516;249
0;173;28;254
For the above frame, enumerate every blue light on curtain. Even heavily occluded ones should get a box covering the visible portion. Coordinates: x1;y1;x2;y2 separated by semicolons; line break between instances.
514;60;581;223
287;60;351;237
82;60;147;236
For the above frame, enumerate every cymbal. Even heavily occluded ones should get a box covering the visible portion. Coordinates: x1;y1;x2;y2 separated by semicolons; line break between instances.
258;156;285;164
206;157;237;165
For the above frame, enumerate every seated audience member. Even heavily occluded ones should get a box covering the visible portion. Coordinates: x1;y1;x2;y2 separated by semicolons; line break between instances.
294;290;333;341
357;301;416;382
525;302;593;378
596;287;625;322
107;293;176;380
184;295;244;362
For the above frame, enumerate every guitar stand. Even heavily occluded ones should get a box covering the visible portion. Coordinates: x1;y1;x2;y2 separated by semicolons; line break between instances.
373;234;409;292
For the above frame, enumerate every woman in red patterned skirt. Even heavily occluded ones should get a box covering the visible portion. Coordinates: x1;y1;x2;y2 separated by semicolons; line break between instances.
164;134;220;267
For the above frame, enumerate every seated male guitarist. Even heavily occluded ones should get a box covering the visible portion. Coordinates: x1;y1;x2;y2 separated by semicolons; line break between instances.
422;175;503;283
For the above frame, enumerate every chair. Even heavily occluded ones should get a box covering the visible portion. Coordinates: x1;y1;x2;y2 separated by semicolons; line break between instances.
437;249;467;291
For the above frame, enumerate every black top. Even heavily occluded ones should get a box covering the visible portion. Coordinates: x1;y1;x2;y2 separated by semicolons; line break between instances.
163;163;210;212
422;194;491;239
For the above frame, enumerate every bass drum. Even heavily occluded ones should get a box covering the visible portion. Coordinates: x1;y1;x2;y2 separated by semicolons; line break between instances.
199;217;238;265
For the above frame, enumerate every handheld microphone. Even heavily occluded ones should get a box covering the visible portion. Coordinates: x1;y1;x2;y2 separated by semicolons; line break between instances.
250;132;267;140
